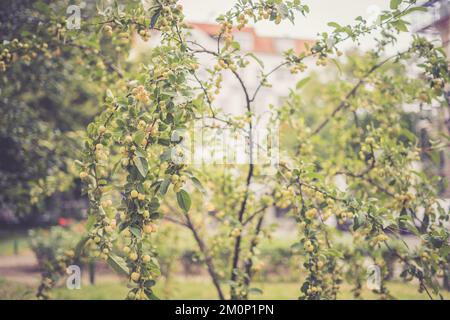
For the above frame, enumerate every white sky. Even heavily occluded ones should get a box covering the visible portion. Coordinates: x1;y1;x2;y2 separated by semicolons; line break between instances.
180;0;390;38
179;0;421;51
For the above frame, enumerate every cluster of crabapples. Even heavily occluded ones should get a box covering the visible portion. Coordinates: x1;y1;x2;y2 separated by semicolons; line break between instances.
0;38;51;72
153;1;185;33
91;206;116;261
231;2;287;29
289;60;308;74
132;85;151;104
218;19;235;47
393;192;416;209
274;186;296;209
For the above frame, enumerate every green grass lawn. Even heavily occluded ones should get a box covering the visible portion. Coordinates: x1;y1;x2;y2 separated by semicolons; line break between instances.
0;230;447;300
0;231;30;256
0;278;35;300
1;276;448;300
50;277;450;300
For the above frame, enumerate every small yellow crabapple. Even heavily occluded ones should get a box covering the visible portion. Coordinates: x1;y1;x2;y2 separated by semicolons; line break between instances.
130;190;139;198
130;272;140;282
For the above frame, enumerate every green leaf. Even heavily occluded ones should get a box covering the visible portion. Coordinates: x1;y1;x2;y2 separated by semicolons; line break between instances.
110;159;122;177
390;0;401;10
277;3;289;18
291;242;303;251
327;22;341;29
147;258;161;276
143;279;156;287
323;248;344;258
106;89;114;102
392;19;409;32
134;157;148;178
331;58;342;75
148;197;160;211
158;138;171;146
176;189;191;212
86;215;96;230
74;236;90;258
135;146;147;158
150;9;161;29
296;77;310;90
115;119;125;129
402;6;427;16
129;226;142;239
133;130;146;145
231;41;241;50
107;254;130;276
400;128;416;142
159;178;170;195
191;176;206;194
245;53;264;68
160;149;172;162
145;290;160;300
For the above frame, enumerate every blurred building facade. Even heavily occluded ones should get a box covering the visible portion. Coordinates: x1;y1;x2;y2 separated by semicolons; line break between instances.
188;22;314;118
133;22;314;118
415;0;450;198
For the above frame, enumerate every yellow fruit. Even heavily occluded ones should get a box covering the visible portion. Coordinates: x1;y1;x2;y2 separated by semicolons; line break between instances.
131;272;140;282
94;236;101;243
143;224;153;234
79;171;88;179
128;292;136;299
103;25;113;37
230;228;241;237
66;250;75;257
123;246;131;254
130;190;139;198
104;226;113;233
125;135;133;144
173;183;181;193
101;199;112;208
142;254;151;262
137;193;145;201
98;125;106;134
138;290;147;300
119;146;127;154
129;252;138;261
305;208;317;220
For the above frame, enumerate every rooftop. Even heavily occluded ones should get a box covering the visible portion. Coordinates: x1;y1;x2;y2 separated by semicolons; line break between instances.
189;22;314;55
